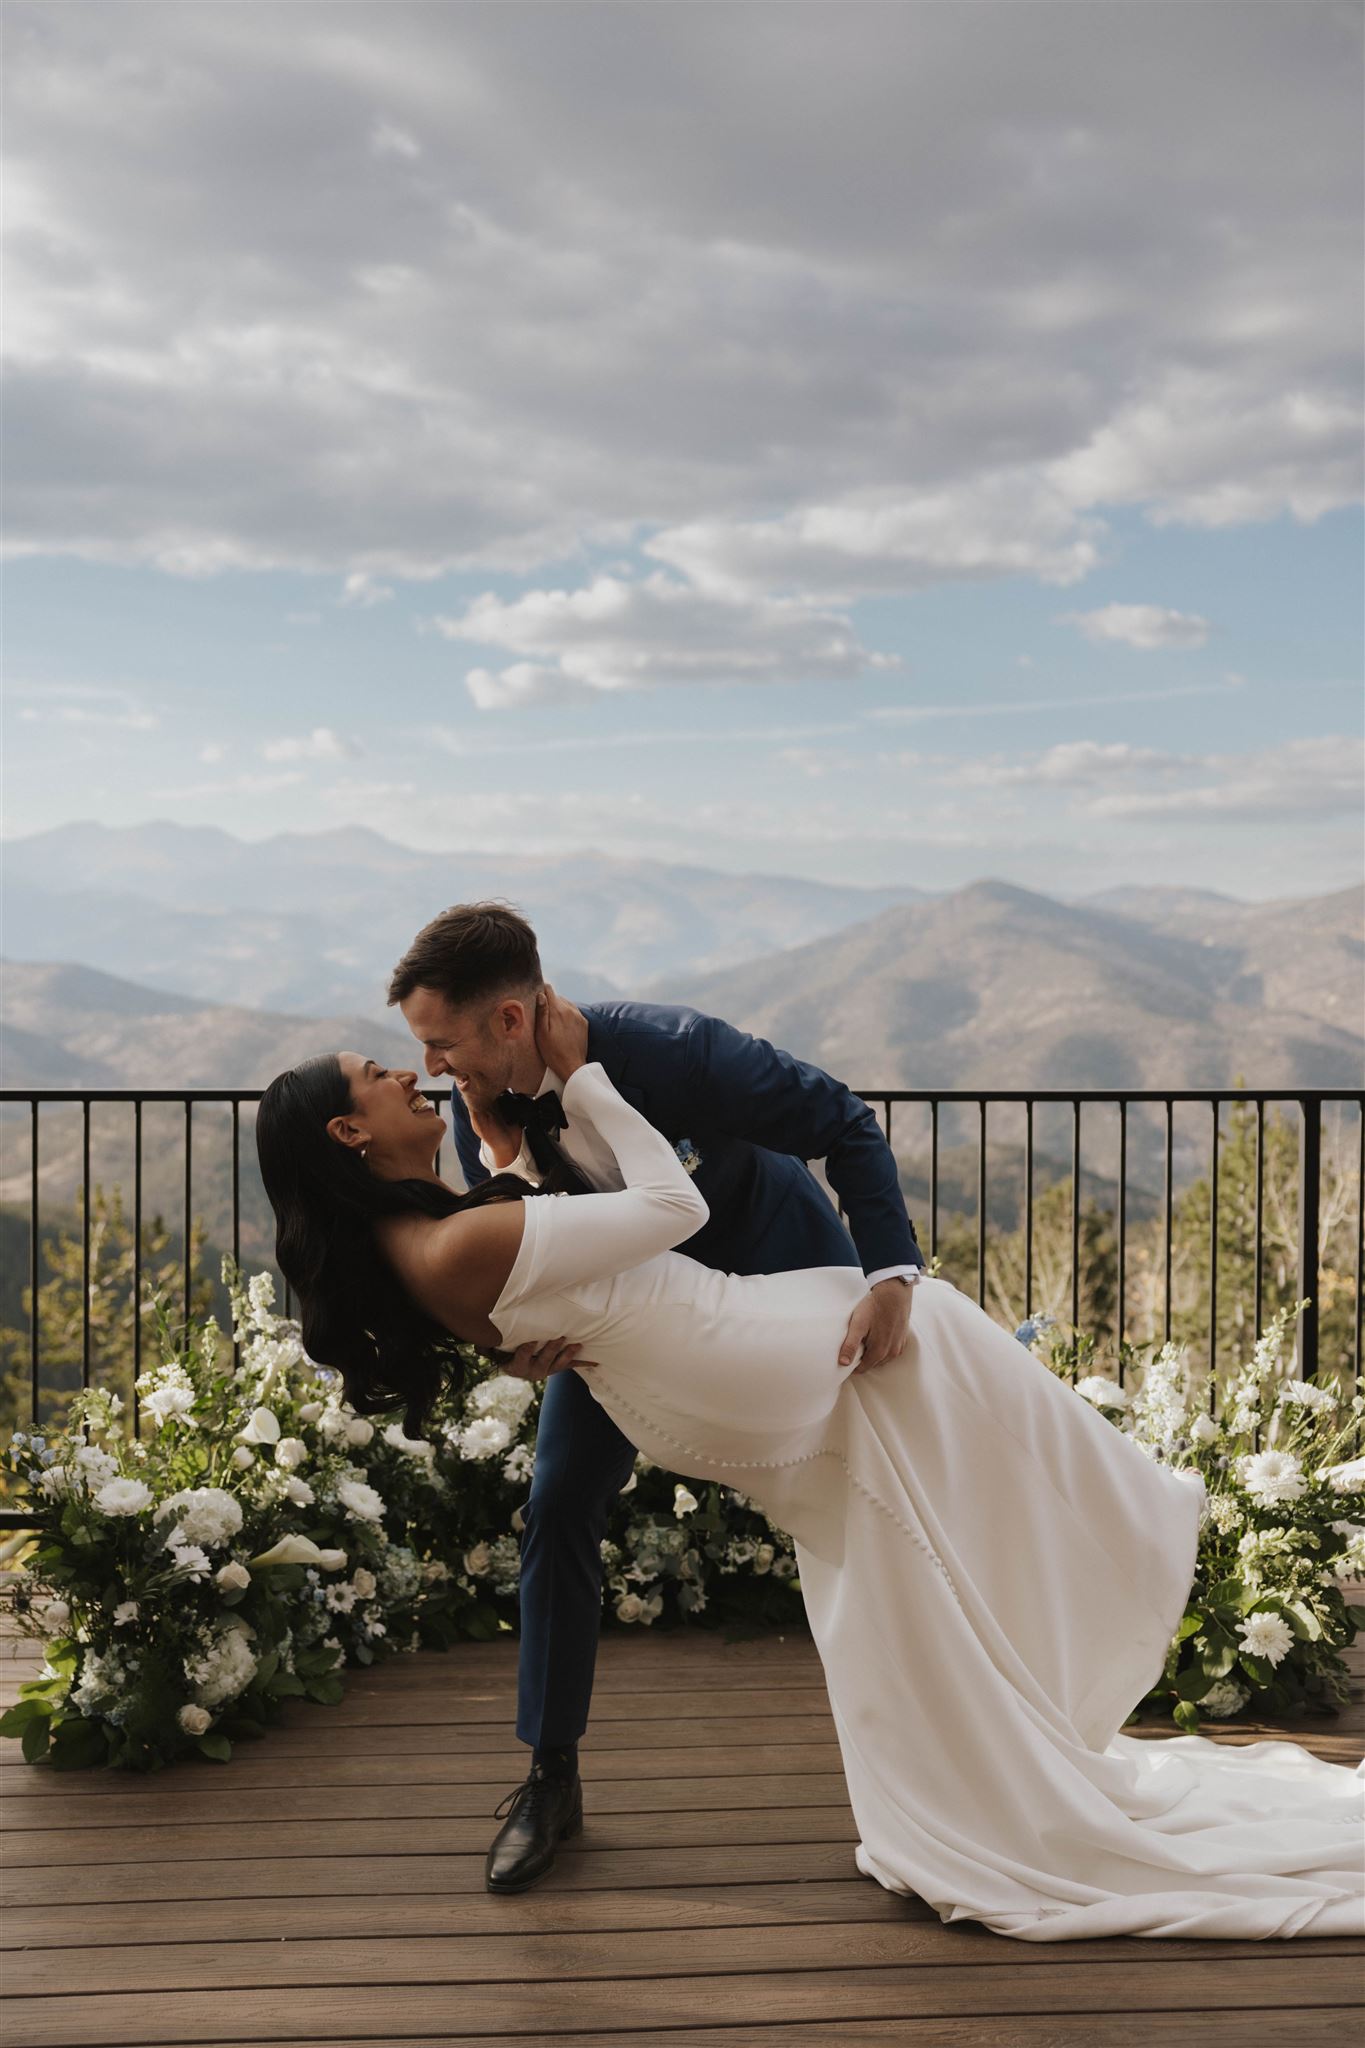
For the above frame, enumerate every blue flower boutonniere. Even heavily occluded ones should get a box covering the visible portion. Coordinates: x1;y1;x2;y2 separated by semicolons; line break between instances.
673;1137;703;1176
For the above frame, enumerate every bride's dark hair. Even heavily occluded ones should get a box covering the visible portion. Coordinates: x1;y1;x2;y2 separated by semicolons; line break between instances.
255;1055;544;1440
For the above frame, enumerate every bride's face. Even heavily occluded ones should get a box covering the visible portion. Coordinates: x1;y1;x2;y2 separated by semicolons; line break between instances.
398;983;540;1108
331;1055;445;1173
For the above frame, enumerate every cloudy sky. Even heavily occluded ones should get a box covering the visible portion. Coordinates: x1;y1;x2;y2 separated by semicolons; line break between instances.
4;0;1362;897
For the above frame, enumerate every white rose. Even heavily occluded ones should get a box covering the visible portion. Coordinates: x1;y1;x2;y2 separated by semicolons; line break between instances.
215;1561;251;1592
673;1485;699;1517
615;1592;645;1623
45;1598;71;1627
463;1543;491;1576
238;1407;281;1445
351;1567;377;1599
298;1401;325;1423
753;1543;775;1574
274;1437;308;1470
94;1476;154;1516
345;1417;375;1448
177;1703;212;1736
230;1446;256;1470
316;1548;349;1572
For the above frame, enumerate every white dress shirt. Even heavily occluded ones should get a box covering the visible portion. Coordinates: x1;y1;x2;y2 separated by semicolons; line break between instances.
478;1063;926;1289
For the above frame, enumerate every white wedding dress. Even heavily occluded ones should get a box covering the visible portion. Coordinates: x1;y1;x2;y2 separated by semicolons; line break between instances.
488;1062;1365;1940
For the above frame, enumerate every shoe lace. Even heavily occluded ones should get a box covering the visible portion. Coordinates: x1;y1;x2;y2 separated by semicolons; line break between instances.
492;1764;567;1823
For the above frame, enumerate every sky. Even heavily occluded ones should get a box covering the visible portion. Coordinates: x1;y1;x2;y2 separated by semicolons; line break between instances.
3;0;1363;899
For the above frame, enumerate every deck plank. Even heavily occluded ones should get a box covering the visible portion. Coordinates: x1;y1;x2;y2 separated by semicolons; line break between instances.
1;1627;1361;2046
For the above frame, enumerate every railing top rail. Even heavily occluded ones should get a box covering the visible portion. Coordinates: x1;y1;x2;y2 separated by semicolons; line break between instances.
0;1087;1361;1106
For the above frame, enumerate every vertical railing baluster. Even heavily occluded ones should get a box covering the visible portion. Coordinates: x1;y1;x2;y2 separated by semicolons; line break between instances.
133;1099;143;1433
1355;1100;1364;1391
1070;1099;1081;1333
1163;1099;1174;1344
232;1099;242;1370
82;1099;92;1389
1208;1097;1219;1380
1254;1097;1265;1342
929;1100;939;1262
1297;1096;1321;1382
183;1099;193;1340
1116;1100;1127;1364
1024;1098;1034;1318
29;1101;40;1427
977;1099;987;1307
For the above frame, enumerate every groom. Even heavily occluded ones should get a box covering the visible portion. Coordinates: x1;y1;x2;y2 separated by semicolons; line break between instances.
388;901;926;1893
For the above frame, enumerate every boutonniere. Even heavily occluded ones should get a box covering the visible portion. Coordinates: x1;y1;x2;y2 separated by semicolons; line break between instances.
673;1137;703;1176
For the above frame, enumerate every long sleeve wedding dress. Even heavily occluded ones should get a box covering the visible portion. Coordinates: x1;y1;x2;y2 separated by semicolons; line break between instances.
486;1061;1364;1940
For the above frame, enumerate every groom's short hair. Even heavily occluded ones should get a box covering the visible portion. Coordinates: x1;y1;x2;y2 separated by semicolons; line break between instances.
386;901;543;1010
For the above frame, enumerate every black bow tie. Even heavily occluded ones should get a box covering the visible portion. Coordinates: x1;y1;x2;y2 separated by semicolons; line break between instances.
494;1089;568;1137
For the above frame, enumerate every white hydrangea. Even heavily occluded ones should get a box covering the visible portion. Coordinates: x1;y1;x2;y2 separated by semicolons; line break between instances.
1200;1677;1251;1718
185;1623;258;1708
157;1487;244;1549
1237;1449;1307;1506
274;1437;308;1470
75;1444;120;1487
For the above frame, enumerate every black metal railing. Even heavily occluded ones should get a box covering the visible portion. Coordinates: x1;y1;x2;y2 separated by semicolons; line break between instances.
1;1084;1360;1531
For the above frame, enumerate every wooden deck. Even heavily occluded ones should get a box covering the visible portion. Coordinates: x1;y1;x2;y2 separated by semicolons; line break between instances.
2;1625;1362;2048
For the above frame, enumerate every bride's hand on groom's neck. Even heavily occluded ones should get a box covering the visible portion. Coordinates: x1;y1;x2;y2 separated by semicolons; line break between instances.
535;985;589;1079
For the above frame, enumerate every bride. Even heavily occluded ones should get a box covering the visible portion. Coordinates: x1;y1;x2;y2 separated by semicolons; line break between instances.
256;993;1364;1942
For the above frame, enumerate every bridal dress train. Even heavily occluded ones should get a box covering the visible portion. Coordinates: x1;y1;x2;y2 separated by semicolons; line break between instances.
487;1063;1365;1941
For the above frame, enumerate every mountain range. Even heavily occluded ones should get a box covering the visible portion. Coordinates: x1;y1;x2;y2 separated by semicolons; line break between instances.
1;821;923;1017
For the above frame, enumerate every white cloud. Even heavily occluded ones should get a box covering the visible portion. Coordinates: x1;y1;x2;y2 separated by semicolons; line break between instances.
260;727;354;763
3;4;1357;588
156;769;306;800
9;682;158;730
1080;734;1363;823
339;574;394;608
1057;603;1211;651
433;571;900;706
645;474;1104;603
198;741;227;765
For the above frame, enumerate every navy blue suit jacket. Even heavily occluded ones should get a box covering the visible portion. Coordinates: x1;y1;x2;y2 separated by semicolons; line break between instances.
449;1000;923;1281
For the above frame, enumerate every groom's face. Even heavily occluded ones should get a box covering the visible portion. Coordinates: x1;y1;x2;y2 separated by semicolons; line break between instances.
399;983;541;1109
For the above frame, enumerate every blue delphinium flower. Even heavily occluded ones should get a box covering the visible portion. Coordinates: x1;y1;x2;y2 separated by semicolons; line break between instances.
1014;1312;1058;1349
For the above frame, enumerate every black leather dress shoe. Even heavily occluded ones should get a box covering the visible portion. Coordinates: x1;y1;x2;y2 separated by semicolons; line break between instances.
484;1764;583;1893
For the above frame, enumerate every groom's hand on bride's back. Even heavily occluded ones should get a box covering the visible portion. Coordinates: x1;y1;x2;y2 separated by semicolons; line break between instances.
502;1336;599;1380
839;1277;914;1376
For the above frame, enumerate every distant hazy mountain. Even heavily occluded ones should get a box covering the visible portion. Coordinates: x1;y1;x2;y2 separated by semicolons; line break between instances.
0;960;418;1090
658;879;1365;1092
2;821;922;1018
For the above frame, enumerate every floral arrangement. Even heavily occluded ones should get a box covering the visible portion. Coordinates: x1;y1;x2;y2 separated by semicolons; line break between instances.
1015;1304;1365;1732
0;1263;800;1771
1;1272;1360;1772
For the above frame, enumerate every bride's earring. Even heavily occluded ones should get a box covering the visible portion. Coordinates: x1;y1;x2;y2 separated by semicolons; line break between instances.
360;1144;369;1161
